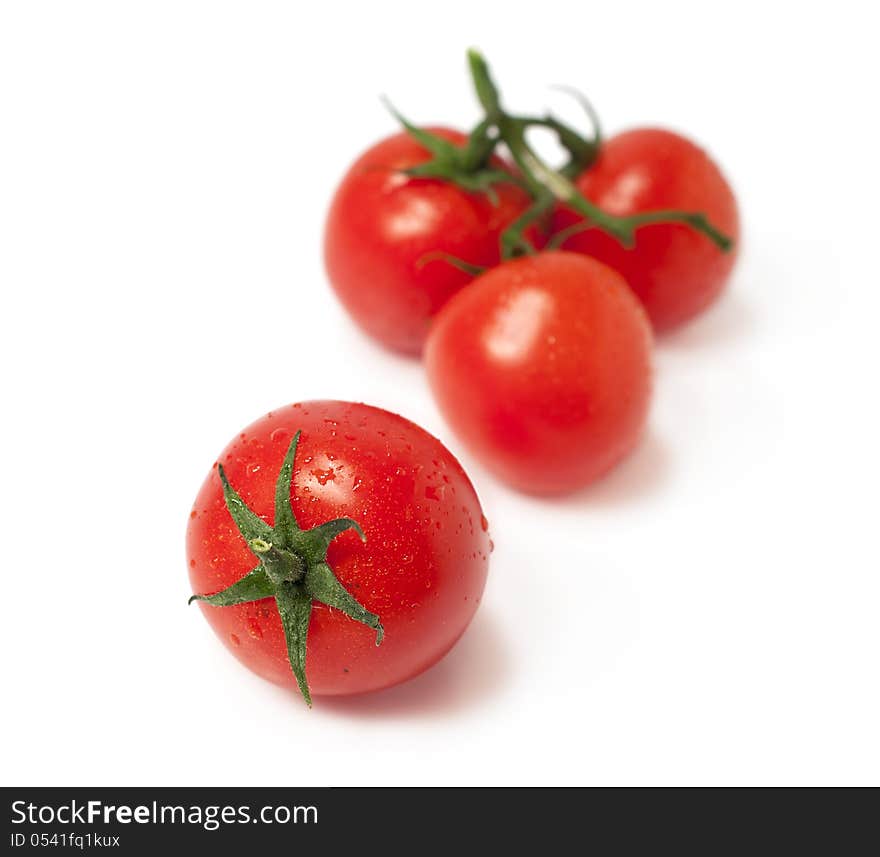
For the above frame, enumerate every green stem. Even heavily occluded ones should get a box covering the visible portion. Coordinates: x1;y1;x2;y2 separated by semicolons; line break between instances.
467;49;734;252
417;251;486;276
460;117;498;172
467;49;502;119
547;84;603;177
618;209;733;250
250;539;305;585
500;193;552;259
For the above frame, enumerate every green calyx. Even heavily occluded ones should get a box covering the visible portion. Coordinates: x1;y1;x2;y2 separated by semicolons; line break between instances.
386;50;734;264
383;99;518;202
189;432;383;706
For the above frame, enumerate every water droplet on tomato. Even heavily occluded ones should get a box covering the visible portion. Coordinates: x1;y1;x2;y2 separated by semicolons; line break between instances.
189;559;196;569
311;467;336;485
229;633;241;647
246;618;263;639
248;463;261;474
489;539;495;553
270;427;289;443
480;514;489;532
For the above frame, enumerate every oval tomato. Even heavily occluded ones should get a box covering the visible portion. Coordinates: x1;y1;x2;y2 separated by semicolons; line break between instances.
425;251;653;495
553;128;740;331
187;401;490;701
324;128;541;355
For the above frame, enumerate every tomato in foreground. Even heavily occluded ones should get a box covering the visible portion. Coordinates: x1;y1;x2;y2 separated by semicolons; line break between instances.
187;401;490;703
553;128;740;331
425;252;653;495
324;128;540;355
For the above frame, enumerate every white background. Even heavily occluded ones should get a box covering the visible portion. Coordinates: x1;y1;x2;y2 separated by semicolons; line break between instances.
2;1;878;786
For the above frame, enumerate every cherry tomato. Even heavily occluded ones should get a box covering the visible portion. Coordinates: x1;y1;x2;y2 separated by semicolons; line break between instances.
425;251;653;495
187;401;490;699
553;128;740;331
324;128;541;355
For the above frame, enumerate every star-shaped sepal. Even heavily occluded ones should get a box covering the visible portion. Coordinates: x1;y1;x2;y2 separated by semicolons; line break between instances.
189;431;383;706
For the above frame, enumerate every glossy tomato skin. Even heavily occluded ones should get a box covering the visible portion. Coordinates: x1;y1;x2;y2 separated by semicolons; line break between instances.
187;401;490;696
553;128;740;331
425;252;653;495
324;128;542;355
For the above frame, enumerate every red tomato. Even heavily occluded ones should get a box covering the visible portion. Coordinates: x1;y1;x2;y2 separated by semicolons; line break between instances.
187;401;490;699
425;252;653;495
553;128;740;331
324;128;541;355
